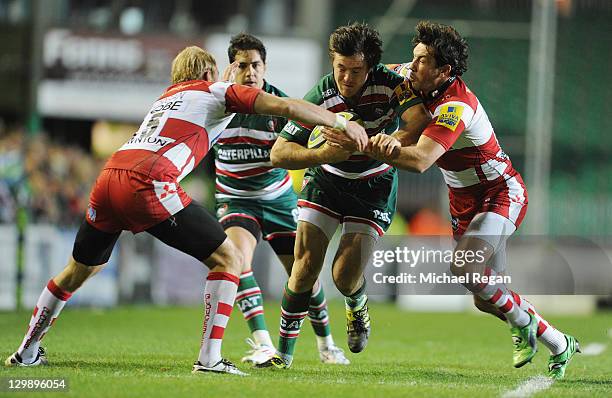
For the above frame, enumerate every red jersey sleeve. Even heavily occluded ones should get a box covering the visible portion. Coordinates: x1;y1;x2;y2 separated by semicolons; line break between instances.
224;84;261;114
423;102;469;151
423;119;466;151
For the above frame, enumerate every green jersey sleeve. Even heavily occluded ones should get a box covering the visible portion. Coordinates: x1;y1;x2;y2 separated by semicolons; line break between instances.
279;120;312;145
278;82;324;146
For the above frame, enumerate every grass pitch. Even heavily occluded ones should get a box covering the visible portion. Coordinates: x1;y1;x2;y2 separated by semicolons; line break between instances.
1;302;611;397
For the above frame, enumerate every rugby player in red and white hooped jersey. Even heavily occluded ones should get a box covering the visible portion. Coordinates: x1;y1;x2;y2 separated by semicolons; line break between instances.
4;46;368;376
326;21;579;379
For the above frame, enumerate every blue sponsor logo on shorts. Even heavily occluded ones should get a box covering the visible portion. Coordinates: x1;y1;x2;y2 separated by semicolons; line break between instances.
87;205;96;222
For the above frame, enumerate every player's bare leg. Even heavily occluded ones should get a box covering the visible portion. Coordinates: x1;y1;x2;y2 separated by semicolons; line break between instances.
331;232;376;353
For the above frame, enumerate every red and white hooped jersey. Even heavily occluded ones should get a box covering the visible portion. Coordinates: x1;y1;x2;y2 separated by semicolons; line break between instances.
104;80;260;182
421;77;523;195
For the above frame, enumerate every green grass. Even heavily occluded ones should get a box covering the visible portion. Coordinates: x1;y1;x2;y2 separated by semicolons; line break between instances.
1;302;611;397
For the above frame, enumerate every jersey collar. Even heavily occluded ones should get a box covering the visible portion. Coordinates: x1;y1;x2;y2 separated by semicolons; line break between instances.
423;76;456;104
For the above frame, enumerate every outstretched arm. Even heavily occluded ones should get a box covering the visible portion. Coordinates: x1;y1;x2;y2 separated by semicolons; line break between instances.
368;133;446;173
392;103;431;146
270;137;351;170
253;92;368;151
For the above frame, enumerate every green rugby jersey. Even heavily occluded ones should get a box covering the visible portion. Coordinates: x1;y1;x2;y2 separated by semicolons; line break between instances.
214;81;292;200
279;63;421;179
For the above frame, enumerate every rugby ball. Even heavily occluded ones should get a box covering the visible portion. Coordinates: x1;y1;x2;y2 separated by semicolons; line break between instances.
307;111;363;149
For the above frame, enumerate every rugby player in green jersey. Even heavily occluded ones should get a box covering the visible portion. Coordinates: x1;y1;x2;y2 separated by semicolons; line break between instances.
214;34;349;366
258;23;431;368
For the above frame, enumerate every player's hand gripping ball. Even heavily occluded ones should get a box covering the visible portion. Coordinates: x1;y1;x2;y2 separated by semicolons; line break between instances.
307;111;364;149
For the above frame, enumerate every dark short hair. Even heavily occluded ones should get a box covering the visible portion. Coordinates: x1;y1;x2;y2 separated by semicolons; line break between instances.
413;21;468;76
228;33;267;63
328;22;383;69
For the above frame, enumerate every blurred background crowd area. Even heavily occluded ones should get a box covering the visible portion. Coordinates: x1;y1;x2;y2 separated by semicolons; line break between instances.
0;0;610;235
0;126;101;225
0;0;610;310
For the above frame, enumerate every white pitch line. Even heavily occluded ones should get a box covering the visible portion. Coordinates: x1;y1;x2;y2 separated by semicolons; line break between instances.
581;343;607;356
501;376;554;398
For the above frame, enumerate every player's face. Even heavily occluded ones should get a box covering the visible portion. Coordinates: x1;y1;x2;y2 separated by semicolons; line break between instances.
233;50;266;89
409;43;444;93
332;53;369;99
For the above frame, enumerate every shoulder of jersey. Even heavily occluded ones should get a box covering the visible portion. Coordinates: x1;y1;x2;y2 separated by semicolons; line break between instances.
265;81;288;98
437;79;478;110
160;80;213;99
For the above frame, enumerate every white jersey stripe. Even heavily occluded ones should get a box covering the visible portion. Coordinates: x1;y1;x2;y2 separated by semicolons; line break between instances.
322;96;344;109
177;157;195;182
215;174;292;200
215;159;273;172
483;158;508;181
505;176;526;224
219;127;277;141
440;168;481;188
321;163;392;179
163;143;191;174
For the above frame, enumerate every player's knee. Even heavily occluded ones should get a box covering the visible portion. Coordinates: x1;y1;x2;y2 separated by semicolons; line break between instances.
449;260;468;278
223;249;243;276
332;277;355;296
208;238;244;275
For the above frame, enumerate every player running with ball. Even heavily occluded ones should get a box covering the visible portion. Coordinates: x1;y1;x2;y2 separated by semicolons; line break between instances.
4;46;367;376
333;21;579;379
259;22;430;369
214;33;348;366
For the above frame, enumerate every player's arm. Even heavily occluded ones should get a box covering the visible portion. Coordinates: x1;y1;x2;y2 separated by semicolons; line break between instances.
270;137;351;170
321;98;429;152
369;133;446;173
391;103;431;146
253;91;367;151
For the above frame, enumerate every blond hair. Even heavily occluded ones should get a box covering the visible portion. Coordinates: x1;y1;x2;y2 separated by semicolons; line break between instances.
171;46;217;84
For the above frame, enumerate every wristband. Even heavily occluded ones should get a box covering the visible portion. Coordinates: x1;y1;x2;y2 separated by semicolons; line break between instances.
333;114;348;131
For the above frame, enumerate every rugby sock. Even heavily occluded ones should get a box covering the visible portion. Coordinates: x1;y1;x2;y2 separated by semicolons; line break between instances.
345;280;367;311
197;272;238;366
278;284;311;365
308;281;334;349
18;280;72;363
468;268;530;328
511;291;568;355
236;271;273;347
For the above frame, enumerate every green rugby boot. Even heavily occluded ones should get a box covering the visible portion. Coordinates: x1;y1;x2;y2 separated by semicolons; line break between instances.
346;300;371;353
548;335;580;380
511;312;538;368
